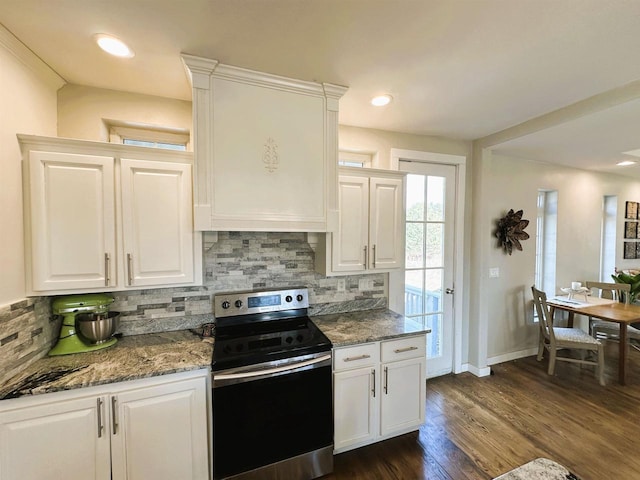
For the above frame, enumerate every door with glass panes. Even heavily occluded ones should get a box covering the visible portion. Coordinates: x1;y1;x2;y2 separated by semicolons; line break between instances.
400;161;455;377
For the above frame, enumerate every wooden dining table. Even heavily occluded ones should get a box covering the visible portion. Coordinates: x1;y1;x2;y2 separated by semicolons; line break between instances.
547;296;640;385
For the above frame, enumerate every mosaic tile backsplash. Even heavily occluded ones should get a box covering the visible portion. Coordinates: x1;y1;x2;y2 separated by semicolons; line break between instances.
0;297;55;385
0;232;387;352
0;232;387;377
112;232;386;335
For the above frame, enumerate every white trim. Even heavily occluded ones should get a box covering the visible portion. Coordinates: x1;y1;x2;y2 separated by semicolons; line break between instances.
17;134;192;164
338;149;376;168
460;363;492;377
487;347;538;366
0;24;65;90
107;122;190;150
389;148;467;378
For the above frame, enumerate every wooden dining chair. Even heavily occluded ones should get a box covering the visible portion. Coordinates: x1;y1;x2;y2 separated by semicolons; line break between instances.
531;285;605;385
586;281;640;351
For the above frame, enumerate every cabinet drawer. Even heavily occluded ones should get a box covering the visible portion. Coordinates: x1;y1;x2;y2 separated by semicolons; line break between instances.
381;335;425;363
334;343;378;371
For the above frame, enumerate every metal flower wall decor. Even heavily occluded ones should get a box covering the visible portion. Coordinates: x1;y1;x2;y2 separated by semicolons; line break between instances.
495;209;530;255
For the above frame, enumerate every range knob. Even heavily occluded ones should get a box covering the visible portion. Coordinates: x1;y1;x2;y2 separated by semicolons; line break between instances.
285;295;293;303
234;300;243;308
296;294;304;302
221;301;230;309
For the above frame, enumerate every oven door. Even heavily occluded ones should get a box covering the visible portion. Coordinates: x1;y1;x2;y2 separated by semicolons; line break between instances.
213;353;333;480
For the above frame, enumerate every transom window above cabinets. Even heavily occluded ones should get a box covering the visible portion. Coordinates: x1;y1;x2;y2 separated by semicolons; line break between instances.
338;150;375;168
106;121;190;151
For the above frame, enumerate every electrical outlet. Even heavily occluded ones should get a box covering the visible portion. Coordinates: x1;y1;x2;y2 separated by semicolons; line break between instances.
337;279;346;292
358;278;374;290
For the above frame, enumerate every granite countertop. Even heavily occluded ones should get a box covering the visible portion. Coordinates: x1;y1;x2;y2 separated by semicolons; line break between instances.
1;309;425;401
311;308;431;347
0;330;213;400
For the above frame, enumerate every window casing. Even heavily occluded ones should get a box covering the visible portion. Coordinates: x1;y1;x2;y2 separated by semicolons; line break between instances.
534;190;558;316
107;122;190;151
601;196;617;281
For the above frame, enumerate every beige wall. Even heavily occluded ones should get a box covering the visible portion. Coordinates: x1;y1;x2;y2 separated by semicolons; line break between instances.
57;84;192;143
476;151;640;362
339;124;471;169
0;27;63;305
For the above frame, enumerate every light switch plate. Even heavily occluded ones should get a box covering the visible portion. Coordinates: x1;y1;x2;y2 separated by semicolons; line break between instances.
489;267;500;278
337;278;346;292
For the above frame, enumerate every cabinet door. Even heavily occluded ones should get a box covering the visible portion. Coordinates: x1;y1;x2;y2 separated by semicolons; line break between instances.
120;159;194;287
28;151;115;291
369;176;404;270
380;357;426;438
0;395;111;480
333;366;378;453
110;377;209;480
332;175;369;272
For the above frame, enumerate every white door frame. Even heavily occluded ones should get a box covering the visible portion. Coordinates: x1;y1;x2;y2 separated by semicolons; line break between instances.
389;148;466;375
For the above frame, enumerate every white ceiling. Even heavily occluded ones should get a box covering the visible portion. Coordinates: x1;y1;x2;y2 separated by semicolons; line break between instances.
2;0;640;175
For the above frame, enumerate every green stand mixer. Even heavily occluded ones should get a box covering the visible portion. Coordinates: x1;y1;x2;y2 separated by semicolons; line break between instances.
49;293;120;356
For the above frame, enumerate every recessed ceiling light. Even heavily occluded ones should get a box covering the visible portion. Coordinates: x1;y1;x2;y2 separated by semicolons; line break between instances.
617;160;636;166
371;94;392;107
94;34;134;58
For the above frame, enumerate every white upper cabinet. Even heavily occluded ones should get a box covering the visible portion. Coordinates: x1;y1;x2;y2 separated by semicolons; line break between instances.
368;175;404;270
27;151;116;291
120;159;194;287
315;167;405;276
182;55;347;232
20;135;201;295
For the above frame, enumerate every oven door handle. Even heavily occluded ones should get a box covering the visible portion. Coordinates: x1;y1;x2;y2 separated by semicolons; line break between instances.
215;354;332;381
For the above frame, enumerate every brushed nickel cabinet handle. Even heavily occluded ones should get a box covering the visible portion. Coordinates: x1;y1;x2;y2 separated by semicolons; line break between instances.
344;354;371;362
111;396;118;435
97;397;104;438
104;253;110;286
363;245;368;269
126;253;133;286
371;369;376;398
384;366;388;394
372;244;376;268
394;346;419;354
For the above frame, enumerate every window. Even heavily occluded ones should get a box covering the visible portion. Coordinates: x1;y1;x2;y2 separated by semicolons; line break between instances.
535;190;558;307
338;150;374;168
601;196;617;281
107;121;189;151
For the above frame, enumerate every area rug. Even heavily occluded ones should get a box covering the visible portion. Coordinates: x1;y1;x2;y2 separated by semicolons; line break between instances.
493;458;581;480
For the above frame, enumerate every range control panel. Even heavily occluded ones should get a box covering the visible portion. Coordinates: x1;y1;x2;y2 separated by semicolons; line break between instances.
214;288;309;318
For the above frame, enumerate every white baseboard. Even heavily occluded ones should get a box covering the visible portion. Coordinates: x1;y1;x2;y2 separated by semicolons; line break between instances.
460;363;492;377
487;347;538;366
455;347;538;378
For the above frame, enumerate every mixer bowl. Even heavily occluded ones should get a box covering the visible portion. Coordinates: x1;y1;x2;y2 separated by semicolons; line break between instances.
77;311;120;344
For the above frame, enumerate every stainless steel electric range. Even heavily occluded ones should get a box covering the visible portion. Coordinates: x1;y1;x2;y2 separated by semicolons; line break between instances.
211;287;333;480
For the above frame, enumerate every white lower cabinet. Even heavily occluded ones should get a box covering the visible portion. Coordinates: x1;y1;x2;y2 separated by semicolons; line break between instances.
333;335;426;454
0;369;211;480
0;394;110;480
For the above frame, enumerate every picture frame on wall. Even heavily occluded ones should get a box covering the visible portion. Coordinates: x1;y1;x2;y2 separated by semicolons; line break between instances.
626;201;638;219
624;242;637;259
625;221;638;239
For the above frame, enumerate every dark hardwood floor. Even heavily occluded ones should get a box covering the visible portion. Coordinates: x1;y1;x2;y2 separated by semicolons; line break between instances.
326;341;640;480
